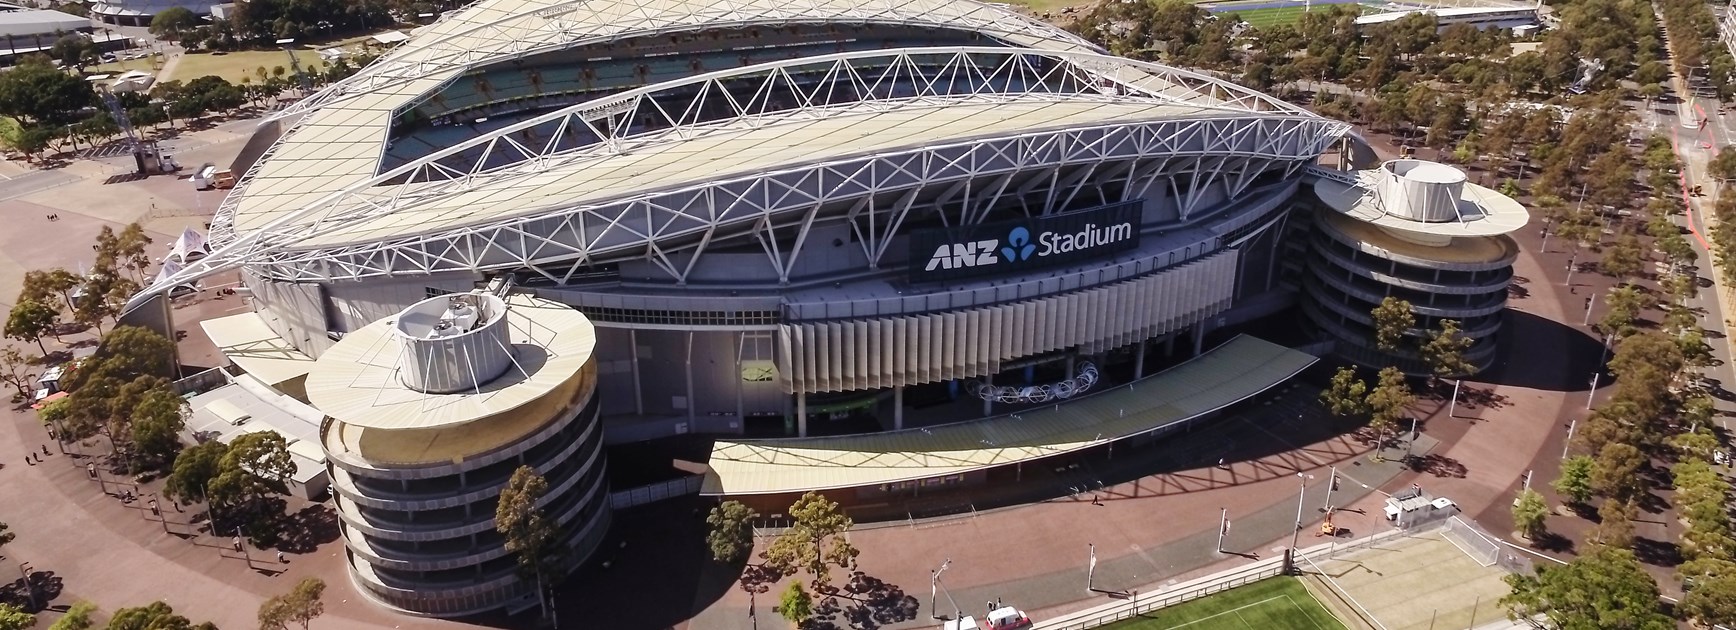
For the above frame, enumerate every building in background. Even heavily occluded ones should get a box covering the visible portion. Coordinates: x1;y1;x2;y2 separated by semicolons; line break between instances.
91;0;222;26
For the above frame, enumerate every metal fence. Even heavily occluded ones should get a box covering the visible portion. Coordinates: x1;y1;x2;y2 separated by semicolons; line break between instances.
1037;559;1289;630
1443;516;1501;567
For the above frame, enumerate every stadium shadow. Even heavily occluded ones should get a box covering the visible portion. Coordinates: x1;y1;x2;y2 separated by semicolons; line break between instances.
1477;309;1607;393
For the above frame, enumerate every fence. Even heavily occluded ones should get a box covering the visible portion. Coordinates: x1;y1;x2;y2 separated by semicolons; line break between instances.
608;474;703;509
171;365;232;397
1037;558;1289;630
1036;526;1419;630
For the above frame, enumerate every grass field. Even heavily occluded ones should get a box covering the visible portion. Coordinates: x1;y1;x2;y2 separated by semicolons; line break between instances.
1225;5;1316;28
165;50;331;84
1101;578;1347;630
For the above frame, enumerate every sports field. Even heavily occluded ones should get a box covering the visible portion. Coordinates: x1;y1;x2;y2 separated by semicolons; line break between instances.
1102;577;1347;630
1229;6;1315;28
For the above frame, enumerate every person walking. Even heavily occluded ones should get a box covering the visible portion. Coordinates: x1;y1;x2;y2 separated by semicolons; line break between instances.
276;550;286;563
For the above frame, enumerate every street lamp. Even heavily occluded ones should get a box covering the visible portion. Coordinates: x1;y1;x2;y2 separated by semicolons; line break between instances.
1290;472;1313;551
930;558;952;620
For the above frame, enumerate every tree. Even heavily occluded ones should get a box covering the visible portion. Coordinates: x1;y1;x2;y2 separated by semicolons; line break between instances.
149;7;199;43
1319;366;1369;419
497;465;563;621
0;521;12;549
214;430;294;506
1370;296;1416;353
1595;498;1639;549
1600;234;1644;281
48;601;96;630
0;347;35;402
131;388;186;470
6;298;58;353
0;57;95;127
1512;488;1549;540
706;500;759;564
1552;456;1596;506
64;326;175;391
763;492;859;591
106;601;203;630
776;581;813;625
115;223;153;282
259;577;325;630
163;440;228;505
1420;319;1474;379
1364;367;1414;452
1502;546;1671;630
0;605;33;630
1600;285;1649;338
1591;442;1648;503
1682;571;1736;627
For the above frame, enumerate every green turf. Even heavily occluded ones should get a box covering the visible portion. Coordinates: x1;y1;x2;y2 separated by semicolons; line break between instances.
1224;6;1314;28
1100;577;1347;630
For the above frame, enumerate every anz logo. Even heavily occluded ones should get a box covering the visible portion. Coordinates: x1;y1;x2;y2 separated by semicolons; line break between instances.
923;222;1134;272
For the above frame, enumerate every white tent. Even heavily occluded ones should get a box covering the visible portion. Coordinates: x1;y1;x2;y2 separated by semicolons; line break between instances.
154;259;199;296
164;227;209;263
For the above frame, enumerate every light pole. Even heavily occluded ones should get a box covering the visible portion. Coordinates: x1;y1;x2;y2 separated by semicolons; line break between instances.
930;558;951;620
1290;472;1313;551
1403;417;1419;462
1583;294;1597;326
1587;373;1600;410
1562;420;1576;459
1323;467;1337;512
1447;379;1461;418
1216;508;1228;553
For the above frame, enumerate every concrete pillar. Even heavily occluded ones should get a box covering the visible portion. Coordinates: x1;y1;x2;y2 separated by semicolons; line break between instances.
1065;354;1076;380
1193;324;1206;356
982;373;993;417
1164;333;1177;357
893;385;904;430
1134;341;1148;380
734;333;745;425
685;331;696;425
629;329;644;416
796;392;807;437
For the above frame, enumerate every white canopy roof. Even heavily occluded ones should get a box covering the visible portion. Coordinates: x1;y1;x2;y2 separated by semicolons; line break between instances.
165;227;209;263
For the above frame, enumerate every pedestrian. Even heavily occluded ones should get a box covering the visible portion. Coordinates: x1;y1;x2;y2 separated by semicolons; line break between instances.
46;427;55;440
149;499;159;516
233;536;243;552
1217;457;1227;470
39;445;48;456
276;550;285;563
86;463;96;478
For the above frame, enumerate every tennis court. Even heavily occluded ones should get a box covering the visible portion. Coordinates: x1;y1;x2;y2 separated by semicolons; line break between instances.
1102;577;1346;630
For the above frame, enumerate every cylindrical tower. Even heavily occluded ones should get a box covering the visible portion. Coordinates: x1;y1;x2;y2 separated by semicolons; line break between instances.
309;293;608;616
1303;160;1529;374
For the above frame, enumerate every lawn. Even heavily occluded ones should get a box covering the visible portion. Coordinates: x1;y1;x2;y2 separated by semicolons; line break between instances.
1221;5;1315;28
164;49;330;84
86;55;165;76
992;0;1096;14
1101;577;1347;630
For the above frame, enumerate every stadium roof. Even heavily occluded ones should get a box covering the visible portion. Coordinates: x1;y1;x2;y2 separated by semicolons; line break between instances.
134;0;1344;301
701;335;1317;495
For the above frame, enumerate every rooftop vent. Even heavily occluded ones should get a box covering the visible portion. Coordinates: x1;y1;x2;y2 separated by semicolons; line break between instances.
392;292;512;393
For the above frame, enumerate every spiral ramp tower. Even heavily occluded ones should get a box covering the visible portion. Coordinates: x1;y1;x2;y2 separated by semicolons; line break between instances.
309;292;607;616
1303;160;1530;374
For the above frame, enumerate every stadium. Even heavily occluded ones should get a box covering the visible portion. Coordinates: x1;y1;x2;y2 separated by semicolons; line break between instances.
128;0;1526;617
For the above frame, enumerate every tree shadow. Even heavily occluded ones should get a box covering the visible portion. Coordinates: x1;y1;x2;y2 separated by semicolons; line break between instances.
1633;537;1682;568
1407;453;1467;478
0;570;66;613
1528;531;1575;554
807;571;921;630
1479;310;1607;392
271;504;339;553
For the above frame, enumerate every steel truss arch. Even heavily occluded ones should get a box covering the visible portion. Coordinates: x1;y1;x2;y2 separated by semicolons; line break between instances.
224;115;1344;286
281;0;1102;119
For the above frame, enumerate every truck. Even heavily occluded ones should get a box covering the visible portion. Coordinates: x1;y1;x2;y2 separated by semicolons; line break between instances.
192;164;237;190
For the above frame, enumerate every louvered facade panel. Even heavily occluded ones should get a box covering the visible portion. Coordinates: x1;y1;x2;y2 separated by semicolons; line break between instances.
778;251;1240;393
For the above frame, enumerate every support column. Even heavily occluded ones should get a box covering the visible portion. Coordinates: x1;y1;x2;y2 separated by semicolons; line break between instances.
1065;354;1076;380
982;373;993;417
893;385;905;430
734;333;745;426
685;331;696;425
1193;324;1206;356
1164;333;1177;357
629;329;644;416
1134;341;1147;380
796;392;807;437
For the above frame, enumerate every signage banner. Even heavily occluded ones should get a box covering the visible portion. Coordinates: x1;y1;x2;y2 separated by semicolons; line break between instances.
908;200;1143;283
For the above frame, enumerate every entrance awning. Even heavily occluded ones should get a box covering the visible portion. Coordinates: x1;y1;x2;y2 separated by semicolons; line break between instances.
702;335;1318;496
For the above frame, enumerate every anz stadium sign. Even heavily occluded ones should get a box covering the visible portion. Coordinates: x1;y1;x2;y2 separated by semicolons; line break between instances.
910;200;1143;283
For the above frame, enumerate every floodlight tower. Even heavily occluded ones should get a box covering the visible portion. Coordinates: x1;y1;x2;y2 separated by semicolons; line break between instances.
277;38;313;95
